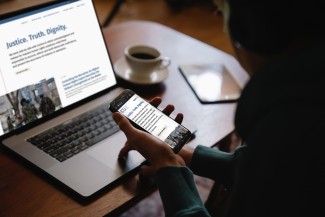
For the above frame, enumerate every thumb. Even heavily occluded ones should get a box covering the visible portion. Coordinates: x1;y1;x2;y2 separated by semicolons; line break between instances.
112;112;135;135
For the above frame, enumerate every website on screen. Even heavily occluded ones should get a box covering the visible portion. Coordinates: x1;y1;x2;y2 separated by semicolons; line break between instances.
0;0;116;135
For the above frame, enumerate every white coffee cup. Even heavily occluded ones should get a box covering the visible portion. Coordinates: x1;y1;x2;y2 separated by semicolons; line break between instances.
124;45;171;79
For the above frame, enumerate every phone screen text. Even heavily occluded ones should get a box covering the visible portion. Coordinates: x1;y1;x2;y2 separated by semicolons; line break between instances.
118;94;189;148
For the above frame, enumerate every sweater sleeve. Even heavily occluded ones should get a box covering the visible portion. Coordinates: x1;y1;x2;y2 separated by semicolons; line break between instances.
190;145;246;188
155;166;211;217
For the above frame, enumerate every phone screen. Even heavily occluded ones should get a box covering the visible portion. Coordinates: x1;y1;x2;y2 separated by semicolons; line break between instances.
117;93;190;150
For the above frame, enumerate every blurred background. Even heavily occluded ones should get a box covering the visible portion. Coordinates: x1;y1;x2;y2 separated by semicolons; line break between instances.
0;0;233;54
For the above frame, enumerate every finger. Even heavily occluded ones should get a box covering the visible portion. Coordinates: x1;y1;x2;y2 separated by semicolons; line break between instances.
118;141;133;158
162;104;175;116
149;97;162;107
112;112;138;140
139;165;156;176
174;113;184;124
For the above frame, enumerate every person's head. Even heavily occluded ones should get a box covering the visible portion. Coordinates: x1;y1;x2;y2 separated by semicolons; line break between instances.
213;0;325;74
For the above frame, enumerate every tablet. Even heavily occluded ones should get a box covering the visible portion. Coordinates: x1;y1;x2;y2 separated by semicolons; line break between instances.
179;63;241;104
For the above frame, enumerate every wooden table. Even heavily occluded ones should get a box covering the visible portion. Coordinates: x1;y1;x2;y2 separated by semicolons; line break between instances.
0;21;248;217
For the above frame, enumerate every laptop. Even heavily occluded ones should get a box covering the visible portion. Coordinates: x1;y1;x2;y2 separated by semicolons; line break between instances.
0;0;144;197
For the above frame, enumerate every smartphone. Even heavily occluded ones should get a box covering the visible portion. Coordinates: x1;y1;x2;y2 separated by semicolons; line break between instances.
109;89;192;153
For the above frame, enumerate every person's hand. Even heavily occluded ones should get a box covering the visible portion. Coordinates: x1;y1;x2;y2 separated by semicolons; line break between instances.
178;146;195;167
113;97;185;176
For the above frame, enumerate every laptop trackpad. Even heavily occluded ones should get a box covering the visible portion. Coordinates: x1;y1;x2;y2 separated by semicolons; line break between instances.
86;133;145;174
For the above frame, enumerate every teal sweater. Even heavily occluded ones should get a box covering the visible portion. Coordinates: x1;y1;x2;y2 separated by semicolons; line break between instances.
155;41;325;217
156;145;244;217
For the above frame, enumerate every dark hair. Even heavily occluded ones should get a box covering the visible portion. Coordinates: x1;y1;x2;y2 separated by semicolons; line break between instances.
227;0;325;54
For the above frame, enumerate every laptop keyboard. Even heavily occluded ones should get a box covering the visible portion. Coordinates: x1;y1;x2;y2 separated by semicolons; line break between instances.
27;103;120;162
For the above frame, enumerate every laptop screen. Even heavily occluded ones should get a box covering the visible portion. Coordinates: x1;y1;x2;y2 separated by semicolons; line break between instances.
0;0;117;136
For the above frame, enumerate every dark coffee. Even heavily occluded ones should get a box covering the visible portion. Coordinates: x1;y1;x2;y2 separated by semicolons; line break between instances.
131;53;156;59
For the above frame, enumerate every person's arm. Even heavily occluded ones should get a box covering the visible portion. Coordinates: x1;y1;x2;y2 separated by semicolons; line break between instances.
179;145;245;188
155;166;211;217
184;145;246;189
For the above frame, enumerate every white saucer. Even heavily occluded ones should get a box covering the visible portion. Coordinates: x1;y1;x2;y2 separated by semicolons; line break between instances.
114;57;169;85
